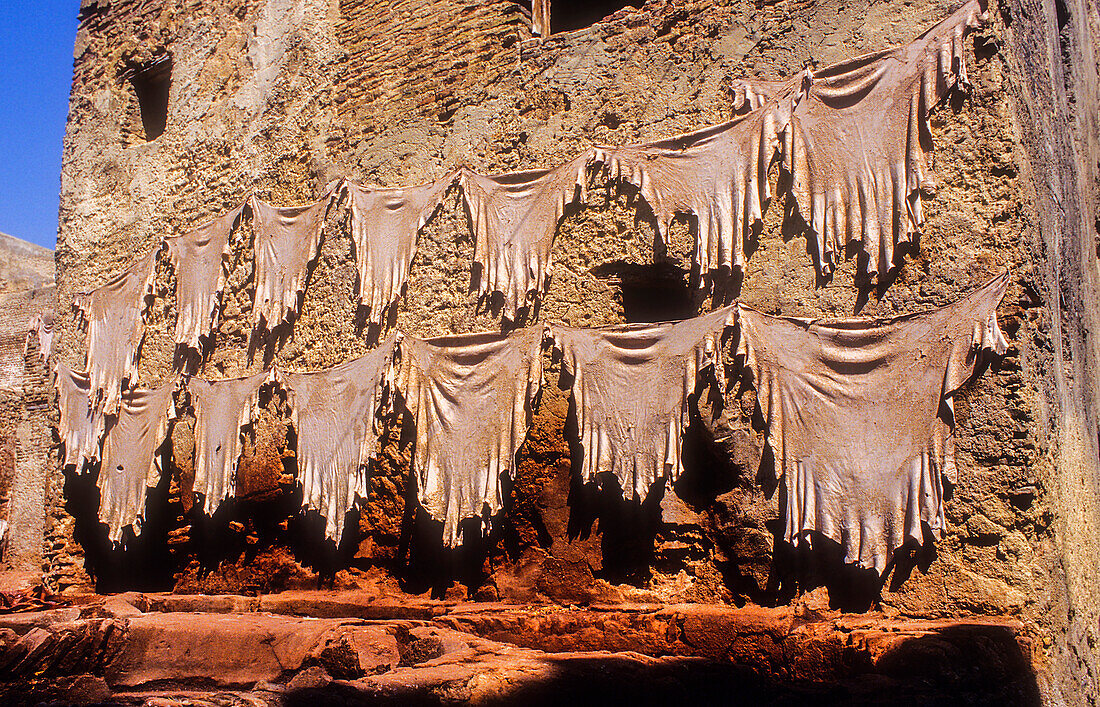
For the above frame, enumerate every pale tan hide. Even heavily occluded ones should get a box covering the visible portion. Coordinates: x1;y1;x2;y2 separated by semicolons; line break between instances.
735;273;1008;572
72;249;158;414
165;204;245;351
592;108;784;285
459;153;591;320
727;73;806;114
97;378;177;543
531;0;550;36
249;194;331;332
55;363;105;471
280;331;399;545
396;328;544;547
187;370;271;517
344;174;456;326
25;312;54;364
782;0;988;280
550;307;736;502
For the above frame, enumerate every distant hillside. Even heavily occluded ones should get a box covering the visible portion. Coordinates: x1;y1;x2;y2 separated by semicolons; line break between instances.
0;232;54;292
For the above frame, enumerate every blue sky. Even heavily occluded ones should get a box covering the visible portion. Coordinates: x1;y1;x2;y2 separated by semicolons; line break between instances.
0;2;78;249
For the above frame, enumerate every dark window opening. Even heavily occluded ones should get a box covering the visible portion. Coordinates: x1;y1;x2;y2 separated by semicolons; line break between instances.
122;55;172;141
518;0;643;36
591;262;695;323
552;0;642;34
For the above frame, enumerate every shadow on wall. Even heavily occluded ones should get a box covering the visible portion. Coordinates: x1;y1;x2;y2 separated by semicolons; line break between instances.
281;623;1041;706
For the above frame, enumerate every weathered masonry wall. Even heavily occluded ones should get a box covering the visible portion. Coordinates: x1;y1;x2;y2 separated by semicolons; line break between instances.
54;0;1099;701
0;233;55;574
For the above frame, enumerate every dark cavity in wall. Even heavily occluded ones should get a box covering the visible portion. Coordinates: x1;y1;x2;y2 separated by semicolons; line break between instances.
515;0;643;34
591;262;695;323
121;55;172;142
553;0;642;33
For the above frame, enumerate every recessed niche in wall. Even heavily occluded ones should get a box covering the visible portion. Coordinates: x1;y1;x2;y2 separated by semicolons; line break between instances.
121;54;172;142
551;0;642;34
591;262;694;323
518;0;642;36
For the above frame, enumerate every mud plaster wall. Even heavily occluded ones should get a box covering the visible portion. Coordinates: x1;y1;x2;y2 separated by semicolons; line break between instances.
50;0;1097;700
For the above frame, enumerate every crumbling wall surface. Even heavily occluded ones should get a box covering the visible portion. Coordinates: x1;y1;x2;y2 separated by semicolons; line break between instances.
0;233;56;572
999;0;1100;699
50;0;1096;699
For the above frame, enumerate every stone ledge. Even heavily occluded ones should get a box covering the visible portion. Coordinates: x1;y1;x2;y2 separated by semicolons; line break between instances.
0;592;1040;704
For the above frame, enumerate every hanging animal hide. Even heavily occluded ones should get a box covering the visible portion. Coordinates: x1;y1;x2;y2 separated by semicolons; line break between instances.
165;204;245;352
532;0;550;35
72;249;158;415
396;327;544;547
592;108;784;286
55;363;106;471
550;307;736;502
344;174;455;326
460;153;591;319
249;193;331;332
187;370;271;517
781;0;988;280
97;378;177;543
280;332;399;545
735;272;1008;572
728;73;807;114
25;312;54;364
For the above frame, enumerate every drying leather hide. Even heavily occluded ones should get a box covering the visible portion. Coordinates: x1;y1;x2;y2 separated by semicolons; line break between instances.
735;273;1008;572
782;0;987;280
55;363;105;471
550;307;736;502
397;327;544;547
188;370;271;516
25;312;54;364
166;204;245;351
344;174;455;325
280;332;399;545
72;249;158;415
460;154;591;319
97;378;177;543
249;194;331;332
531;0;550;36
592;109;783;285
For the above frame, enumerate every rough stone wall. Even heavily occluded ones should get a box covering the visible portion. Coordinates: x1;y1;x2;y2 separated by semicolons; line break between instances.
51;0;1098;700
0;233;55;573
998;0;1100;699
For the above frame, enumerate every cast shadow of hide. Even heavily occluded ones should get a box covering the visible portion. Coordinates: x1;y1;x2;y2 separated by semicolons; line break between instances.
395;506;497;599
354;300;401;346
556;319;734;586
559;394;686;587
590;182;752;305
753;443;942;612
777;182;913;314
178;389;373;591
247;310;300;369
389;409;500;599
62;443;178;593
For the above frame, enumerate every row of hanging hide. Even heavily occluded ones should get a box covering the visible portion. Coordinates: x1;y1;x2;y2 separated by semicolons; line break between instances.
55;272;1009;571
53;325;540;549
599;0;988;284
67;1;987;421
